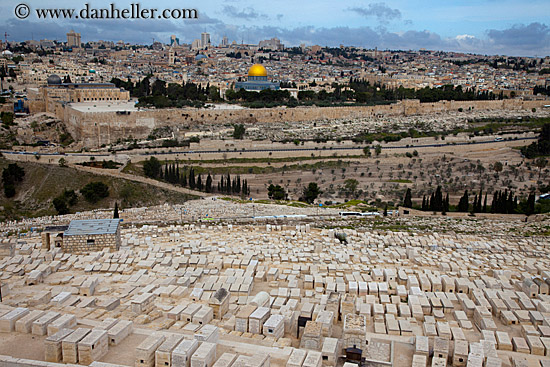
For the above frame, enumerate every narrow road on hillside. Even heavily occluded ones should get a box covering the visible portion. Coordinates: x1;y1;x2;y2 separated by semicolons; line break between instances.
71;164;211;198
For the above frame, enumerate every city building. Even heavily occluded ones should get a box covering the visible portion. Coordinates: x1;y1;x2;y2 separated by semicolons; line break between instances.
66;30;81;48
27;74;130;114
258;38;284;51
201;33;211;49
221;36;229;47
234;64;280;92
170;35;179;47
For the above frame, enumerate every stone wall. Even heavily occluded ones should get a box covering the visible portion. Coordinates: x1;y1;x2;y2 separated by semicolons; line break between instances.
62;229;120;254
54;98;550;147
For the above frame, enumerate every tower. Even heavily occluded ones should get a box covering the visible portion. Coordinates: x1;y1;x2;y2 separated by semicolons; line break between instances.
201;32;210;49
168;48;175;65
221;36;229;47
66;30;81;48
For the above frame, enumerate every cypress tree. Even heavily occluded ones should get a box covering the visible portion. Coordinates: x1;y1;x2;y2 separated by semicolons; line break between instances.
242;180;248;197
458;190;469;212
434;186;443;211
477;190;483;212
491;191;499;213
189;168;195;189
206;174;212;193
526;192;535;215
403;188;413;208
113;202;119;219
483;193;487;213
422;195;426;210
507;191;514;214
197;175;203;191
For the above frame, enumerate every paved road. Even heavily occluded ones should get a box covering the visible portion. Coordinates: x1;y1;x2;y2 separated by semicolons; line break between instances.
0;136;536;157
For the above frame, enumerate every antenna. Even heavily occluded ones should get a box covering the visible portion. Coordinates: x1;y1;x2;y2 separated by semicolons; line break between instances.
4;32;9;44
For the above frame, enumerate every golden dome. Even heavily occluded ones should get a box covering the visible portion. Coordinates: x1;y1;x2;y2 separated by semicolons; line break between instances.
248;64;267;77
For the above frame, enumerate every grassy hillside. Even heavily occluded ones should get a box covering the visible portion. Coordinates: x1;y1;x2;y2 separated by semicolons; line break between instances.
0;158;196;221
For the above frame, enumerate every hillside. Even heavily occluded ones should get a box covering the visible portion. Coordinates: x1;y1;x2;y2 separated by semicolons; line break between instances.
0;158;196;221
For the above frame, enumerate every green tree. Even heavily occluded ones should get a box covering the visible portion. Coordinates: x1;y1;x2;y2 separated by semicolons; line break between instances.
534;157;547;179
52;189;78;215
457;190;469;212
374;145;382;156
403;188;412;208
53;197;69;215
520;123;550;158
343;179;359;198
143;157;161;178
268;184;286;200
113;202;119;218
301;182;321;204
80;182;109;203
493;161;503;175
206;174;213;193
363;146;371;157
2;163;25;198
232;124;246;139
526;192;536;216
58;158;67;167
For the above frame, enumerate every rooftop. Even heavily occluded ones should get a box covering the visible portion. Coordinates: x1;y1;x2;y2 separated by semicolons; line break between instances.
64;219;120;236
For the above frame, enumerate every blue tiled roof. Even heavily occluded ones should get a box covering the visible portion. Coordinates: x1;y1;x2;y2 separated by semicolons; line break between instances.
64;219;120;236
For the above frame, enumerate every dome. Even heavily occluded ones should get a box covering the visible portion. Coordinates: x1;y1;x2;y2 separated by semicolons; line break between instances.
248;64;267;77
47;74;62;85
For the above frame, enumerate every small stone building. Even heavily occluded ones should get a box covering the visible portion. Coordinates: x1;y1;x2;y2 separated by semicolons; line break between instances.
62;219;121;253
41;225;68;250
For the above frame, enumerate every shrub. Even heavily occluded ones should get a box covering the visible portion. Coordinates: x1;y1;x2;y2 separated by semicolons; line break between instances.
80;181;109;203
143;157;161;178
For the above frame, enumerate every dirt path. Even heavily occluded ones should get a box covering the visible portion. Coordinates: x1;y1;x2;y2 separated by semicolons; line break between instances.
70;164;211;198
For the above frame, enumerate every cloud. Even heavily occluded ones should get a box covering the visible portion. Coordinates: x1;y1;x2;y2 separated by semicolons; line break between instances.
6;13;225;44
348;3;401;23
221;6;267;20
486;22;550;55
4;13;549;56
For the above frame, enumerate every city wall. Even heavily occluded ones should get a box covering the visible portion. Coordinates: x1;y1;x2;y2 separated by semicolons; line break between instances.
56;98;548;147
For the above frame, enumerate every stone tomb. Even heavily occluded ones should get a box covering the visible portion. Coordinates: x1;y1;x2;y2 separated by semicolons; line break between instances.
136;334;166;367
172;338;199;367
62;327;91;364
190;341;217;367
156;334;185;367
78;329;109;365
44;328;74;362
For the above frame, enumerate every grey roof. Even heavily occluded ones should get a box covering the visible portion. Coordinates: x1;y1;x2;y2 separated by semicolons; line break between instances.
64;219;120;236
44;225;69;233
